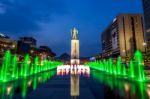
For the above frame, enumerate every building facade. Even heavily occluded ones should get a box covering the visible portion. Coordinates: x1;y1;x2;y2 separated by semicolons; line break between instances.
101;25;112;58
0;33;17;60
102;14;145;58
19;37;36;48
38;46;56;60
17;37;37;56
17;41;31;55
142;0;150;52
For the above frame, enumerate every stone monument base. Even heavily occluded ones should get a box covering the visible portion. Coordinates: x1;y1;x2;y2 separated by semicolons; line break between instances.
70;59;80;65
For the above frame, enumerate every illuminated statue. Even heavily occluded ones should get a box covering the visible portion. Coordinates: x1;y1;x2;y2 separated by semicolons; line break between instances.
71;28;78;40
71;27;80;65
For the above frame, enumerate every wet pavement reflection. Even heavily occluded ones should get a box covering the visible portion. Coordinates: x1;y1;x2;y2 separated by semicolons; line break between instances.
90;70;150;99
0;71;56;99
0;69;150;99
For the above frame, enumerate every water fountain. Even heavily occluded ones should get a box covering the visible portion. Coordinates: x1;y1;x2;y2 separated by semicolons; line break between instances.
134;50;145;81
22;54;30;77
87;50;146;82
0;51;11;82
116;56;122;75
122;64;127;76
0;50;63;83
129;60;135;78
33;57;39;74
12;55;18;78
108;58;113;74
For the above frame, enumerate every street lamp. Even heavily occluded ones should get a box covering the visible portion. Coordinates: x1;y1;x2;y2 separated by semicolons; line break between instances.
122;49;126;53
143;42;147;53
30;50;34;53
122;49;126;56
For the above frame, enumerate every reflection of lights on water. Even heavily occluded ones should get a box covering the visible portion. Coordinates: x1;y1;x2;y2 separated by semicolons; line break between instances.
147;84;150;98
147;88;150;98
38;77;42;83
12;44;15;48
7;86;12;95
28;60;31;64
41;62;44;66
57;65;90;76
147;84;150;88
28;80;32;87
124;83;130;92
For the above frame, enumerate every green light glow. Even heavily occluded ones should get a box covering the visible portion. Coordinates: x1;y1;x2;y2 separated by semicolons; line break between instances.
86;50;146;82
129;60;135;78
0;51;11;81
12;55;18;78
23;54;30;77
21;78;27;98
0;71;56;99
91;70;148;99
134;50;145;81
0;50;63;82
117;56;122;75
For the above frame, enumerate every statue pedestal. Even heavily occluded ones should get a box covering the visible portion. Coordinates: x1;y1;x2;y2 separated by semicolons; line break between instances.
71;40;80;65
70;59;80;65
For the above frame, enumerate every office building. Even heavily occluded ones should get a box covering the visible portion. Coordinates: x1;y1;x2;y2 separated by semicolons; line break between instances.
0;33;17;60
142;0;150;52
19;37;36;48
102;14;145;58
38;46;56;60
17;37;36;56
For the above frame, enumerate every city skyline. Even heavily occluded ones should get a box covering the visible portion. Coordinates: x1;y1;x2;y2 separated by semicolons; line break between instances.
0;0;143;57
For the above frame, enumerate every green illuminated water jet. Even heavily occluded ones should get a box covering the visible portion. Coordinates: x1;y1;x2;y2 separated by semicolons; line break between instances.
134;50;145;81
86;50;146;82
33;56;39;74
117;56;122;75
0;50;63;83
0;51;11;81
22;54;30;77
12;55;18;78
129;60;135;78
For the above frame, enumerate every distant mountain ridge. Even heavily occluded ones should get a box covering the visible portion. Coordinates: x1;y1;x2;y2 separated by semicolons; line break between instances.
56;53;70;60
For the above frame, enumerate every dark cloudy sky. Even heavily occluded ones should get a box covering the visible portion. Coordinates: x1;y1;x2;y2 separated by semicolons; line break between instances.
0;0;143;57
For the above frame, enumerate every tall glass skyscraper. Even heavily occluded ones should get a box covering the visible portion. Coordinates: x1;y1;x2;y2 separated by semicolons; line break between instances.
142;0;150;52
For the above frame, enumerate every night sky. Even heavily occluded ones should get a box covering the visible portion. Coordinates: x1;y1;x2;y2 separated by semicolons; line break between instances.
0;0;143;57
